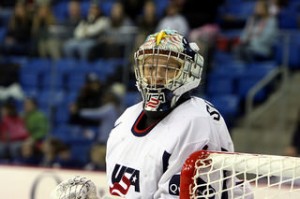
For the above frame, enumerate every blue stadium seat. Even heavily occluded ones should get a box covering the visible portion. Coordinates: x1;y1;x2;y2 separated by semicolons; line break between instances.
37;89;65;108
70;143;92;165
26;58;52;70
206;74;234;96
52;1;69;23
154;0;169;17
64;91;78;105
40;73;65;90
81;1;91;18
0;9;12;27
209;94;240;126
275;32;300;69
102;1;114;16
219;1;255;21
209;61;246;81
7;56;28;66
213;50;233;63
66;73;85;92
237;78;267;102
51;124;72;141
54;104;70;125
22;88;38;98
246;61;277;77
19;73;40;91
236;61;276;101
55;58;78;74
52;124;97;144
278;9;298;29
92;59;120;81
0;27;7;43
123;91;141;108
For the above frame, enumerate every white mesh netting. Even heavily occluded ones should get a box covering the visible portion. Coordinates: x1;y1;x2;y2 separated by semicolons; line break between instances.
180;150;300;199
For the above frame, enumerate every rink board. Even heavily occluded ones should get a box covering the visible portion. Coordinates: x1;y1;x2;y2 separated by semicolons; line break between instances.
0;165;299;199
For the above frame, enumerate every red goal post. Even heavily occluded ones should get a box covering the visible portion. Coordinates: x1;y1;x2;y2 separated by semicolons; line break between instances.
180;150;300;199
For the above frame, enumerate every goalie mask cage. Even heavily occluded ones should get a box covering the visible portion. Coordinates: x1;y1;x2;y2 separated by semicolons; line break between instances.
180;150;300;199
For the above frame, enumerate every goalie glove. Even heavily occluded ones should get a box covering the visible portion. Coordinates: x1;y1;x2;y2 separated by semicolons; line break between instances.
50;176;100;199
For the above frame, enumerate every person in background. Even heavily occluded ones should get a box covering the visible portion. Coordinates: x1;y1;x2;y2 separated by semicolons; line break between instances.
90;1;134;60
0;2;32;56
31;3;61;60
285;110;300;157
23;97;49;144
14;138;42;166
0;101;29;161
78;84;123;143
69;73;104;127
155;2;190;37
133;0;159;50
268;0;289;17
39;137;64;167
52;142;83;169
84;142;106;171
64;0;82;28
121;0;145;22
234;0;278;63
181;0;224;30
49;0;83;47
63;2;109;61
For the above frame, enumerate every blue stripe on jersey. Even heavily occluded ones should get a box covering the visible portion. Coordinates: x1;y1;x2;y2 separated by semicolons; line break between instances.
162;151;171;173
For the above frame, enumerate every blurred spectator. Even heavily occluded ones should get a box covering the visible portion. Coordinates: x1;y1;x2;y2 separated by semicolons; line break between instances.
121;0;145;22
90;1;134;60
64;0;82;30
52;142;83;169
35;0;52;6
285;110;300;157
23;97;49;143
134;0;158;50
216;0;247;30
0;82;24;101
181;0;224;29
268;0;289;16
79;84;123;143
0;2;32;56
84;142;106;171
39;137;64;167
183;0;223;69
137;0;158;37
0;101;29;161
155;2;189;37
63;2;109;61
233;0;278;63
31;3;61;60
49;0;82;42
189;24;220;70
69;73;104;126
14;138;42;166
0;0;17;7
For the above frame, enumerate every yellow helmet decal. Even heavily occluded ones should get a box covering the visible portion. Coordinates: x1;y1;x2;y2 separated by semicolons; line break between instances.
155;30;167;46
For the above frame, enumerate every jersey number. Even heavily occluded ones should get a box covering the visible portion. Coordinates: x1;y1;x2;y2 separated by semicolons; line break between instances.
205;102;220;121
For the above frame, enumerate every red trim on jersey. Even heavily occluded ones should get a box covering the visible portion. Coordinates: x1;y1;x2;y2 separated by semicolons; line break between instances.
132;111;159;136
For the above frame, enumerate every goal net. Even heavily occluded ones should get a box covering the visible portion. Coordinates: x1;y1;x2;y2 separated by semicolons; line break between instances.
180;150;300;199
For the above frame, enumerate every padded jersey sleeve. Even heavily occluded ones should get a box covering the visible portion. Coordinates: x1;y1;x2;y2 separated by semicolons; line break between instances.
153;116;212;198
153;106;235;198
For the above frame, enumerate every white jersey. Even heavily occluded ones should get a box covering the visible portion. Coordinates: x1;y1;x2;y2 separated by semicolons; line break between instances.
106;97;248;198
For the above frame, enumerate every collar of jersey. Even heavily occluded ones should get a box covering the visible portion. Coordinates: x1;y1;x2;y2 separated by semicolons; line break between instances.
131;111;160;137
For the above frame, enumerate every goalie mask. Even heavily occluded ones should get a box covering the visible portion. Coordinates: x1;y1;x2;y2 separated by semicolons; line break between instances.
134;29;204;113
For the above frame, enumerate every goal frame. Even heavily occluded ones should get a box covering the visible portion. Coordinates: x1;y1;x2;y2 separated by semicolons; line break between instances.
180;150;300;199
